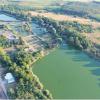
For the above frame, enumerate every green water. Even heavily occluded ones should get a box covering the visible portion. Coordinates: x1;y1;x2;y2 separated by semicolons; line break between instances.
33;45;100;99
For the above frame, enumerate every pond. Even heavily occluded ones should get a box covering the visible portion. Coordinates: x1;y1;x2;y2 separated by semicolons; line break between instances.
0;14;17;21
33;45;100;99
0;13;46;36
1;12;100;99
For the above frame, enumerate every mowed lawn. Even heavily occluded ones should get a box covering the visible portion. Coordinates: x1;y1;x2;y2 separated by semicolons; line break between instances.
33;46;100;99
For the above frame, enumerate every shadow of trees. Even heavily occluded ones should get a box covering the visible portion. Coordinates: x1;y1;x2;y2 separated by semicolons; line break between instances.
60;44;100;86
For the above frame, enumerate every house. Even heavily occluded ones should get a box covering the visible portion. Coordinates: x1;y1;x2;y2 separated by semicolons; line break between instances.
4;73;15;84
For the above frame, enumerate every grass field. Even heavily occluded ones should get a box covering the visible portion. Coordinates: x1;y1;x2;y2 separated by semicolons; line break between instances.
29;11;100;27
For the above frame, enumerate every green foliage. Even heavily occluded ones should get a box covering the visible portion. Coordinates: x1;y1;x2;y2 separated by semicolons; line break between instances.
0;48;52;99
12;49;33;67
33;16;93;50
45;1;100;22
33;16;61;36
0;35;24;48
60;21;93;33
0;5;32;21
0;35;8;47
62;29;93;50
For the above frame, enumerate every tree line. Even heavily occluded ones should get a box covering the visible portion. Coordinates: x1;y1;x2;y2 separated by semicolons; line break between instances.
0;48;52;99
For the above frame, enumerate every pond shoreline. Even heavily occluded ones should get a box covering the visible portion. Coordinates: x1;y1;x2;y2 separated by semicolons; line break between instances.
0;11;100;62
33;44;100;99
0;11;27;21
0;11;100;99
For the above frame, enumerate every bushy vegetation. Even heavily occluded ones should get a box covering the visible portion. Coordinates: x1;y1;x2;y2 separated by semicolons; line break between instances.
12;49;33;67
0;6;53;99
0;4;98;57
0;35;9;47
62;29;93;50
60;21;93;33
33;16;94;49
0;5;32;21
17;22;32;36
0;48;52;99
0;35;22;48
0;1;100;99
32;16;62;42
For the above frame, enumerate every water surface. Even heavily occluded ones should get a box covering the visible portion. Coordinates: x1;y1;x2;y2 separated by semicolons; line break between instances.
0;14;17;21
33;45;100;99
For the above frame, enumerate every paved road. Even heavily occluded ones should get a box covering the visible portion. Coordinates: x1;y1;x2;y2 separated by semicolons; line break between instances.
0;86;7;99
0;78;8;99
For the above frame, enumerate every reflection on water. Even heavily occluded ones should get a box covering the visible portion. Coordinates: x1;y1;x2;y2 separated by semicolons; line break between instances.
33;44;100;99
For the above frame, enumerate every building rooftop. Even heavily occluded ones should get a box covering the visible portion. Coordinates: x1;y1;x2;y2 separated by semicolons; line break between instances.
4;73;15;84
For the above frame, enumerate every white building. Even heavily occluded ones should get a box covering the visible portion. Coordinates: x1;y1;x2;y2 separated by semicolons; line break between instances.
4;73;15;84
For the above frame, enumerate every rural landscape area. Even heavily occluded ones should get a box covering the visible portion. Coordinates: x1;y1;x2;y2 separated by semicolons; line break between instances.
0;0;100;99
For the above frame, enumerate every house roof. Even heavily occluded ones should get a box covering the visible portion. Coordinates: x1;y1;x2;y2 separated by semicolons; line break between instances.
5;73;15;83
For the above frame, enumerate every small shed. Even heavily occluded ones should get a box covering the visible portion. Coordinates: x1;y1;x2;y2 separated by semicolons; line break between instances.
5;73;15;84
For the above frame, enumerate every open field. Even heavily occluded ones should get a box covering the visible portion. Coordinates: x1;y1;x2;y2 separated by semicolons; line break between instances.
29;11;100;28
